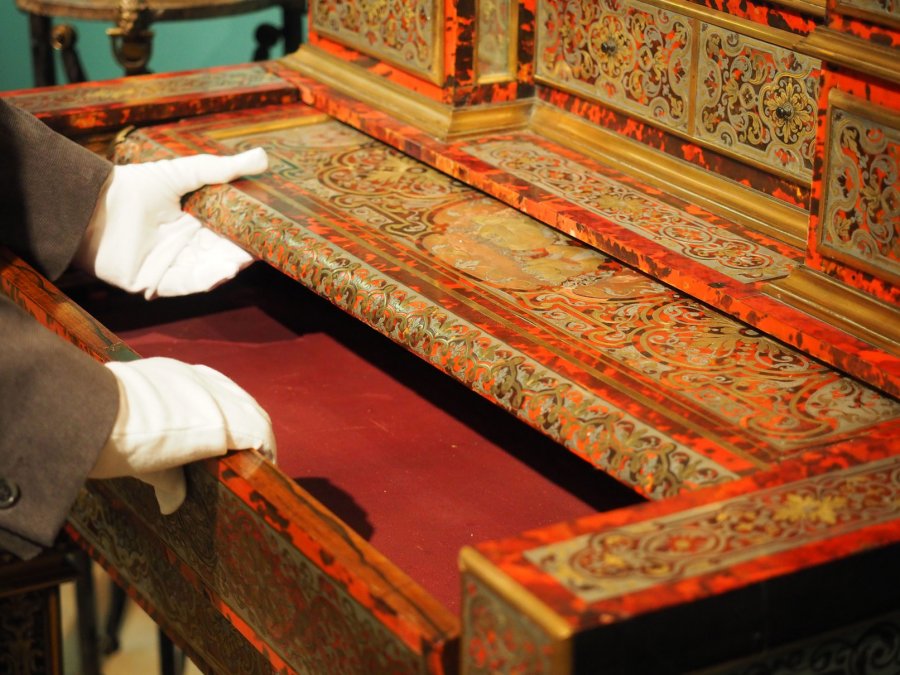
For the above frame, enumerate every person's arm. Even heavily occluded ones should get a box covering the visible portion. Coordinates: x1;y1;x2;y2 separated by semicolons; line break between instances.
0;100;274;559
0;98;120;558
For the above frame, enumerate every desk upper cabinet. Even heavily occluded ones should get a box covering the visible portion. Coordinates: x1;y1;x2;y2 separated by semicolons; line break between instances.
2;0;899;673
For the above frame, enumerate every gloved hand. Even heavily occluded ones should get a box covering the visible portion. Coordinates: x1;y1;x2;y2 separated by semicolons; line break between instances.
75;148;269;299
89;357;276;514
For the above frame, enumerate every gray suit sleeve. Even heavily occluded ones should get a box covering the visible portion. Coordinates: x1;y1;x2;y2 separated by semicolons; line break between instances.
0;99;119;559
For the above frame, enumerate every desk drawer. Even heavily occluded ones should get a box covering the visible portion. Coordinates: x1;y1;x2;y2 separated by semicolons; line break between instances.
57;266;641;673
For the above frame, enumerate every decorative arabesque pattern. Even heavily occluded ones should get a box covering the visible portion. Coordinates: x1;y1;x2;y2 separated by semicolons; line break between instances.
536;0;693;131
311;0;441;81
69;485;275;674
524;457;900;603
118;118;900;496
71;473;426;674
463;138;796;282
462;574;557;674
6;65;281;111
696;24;820;181
821;105;900;283
230;124;898;458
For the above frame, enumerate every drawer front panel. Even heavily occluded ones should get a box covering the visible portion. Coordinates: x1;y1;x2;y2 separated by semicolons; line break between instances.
819;91;900;285
310;0;443;83
536;0;694;132
696;23;821;181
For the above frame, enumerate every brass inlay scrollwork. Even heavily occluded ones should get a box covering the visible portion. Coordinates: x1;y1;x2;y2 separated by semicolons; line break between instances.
536;0;694;132
525;457;900;603
696;23;820;181
820;91;900;285
310;0;443;83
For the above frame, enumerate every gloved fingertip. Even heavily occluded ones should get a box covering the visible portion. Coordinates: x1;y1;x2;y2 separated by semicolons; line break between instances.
236;147;269;175
155;480;187;515
140;467;188;515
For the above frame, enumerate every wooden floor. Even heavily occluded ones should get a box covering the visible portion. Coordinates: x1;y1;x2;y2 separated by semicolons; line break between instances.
61;564;201;675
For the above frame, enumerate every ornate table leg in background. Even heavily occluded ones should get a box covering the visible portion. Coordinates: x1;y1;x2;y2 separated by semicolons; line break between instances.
51;24;88;82
0;544;100;675
106;0;154;76
26;13;55;86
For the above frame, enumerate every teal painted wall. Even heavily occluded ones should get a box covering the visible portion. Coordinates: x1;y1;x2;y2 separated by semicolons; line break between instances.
0;3;289;92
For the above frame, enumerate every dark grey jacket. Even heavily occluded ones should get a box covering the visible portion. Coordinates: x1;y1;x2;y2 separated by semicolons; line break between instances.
0;98;119;559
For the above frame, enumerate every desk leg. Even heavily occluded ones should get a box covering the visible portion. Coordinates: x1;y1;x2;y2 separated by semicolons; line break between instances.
281;2;304;53
27;13;55;87
71;551;101;675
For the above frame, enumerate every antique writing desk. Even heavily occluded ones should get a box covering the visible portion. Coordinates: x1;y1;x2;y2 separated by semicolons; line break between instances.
2;0;900;671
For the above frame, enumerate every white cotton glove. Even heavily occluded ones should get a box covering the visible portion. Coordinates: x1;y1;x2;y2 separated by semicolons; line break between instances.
75;148;269;299
90;357;277;514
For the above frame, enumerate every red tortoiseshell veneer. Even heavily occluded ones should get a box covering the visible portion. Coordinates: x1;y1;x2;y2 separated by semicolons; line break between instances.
4;63;299;137
87;102;896;671
1;3;898;669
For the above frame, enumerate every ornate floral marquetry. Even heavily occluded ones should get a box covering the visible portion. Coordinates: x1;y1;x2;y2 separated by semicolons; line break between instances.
69;485;274;674
477;0;515;82
71;474;428;674
462;573;557;674
524;456;900;603
119;116;900;497
696;24;820;181
536;0;693;131
6;65;283;112
311;0;442;82
463;138;796;282
820;100;900;284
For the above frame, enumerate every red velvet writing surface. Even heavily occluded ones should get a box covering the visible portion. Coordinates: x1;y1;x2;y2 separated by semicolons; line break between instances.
95;267;641;610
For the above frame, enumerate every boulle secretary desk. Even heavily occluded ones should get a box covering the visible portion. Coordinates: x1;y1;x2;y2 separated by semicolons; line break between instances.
2;0;899;672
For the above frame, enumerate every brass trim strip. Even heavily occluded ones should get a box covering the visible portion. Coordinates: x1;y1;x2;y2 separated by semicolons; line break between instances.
829;87;900;129
833;0;900;30
284;46;453;138
459;547;574;672
206;114;331;140
284;46;530;140
447;100;532;138
764;268;900;354
530;102;809;247
648;0;806;48
767;0;827;18
475;0;519;85
800;28;900;84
